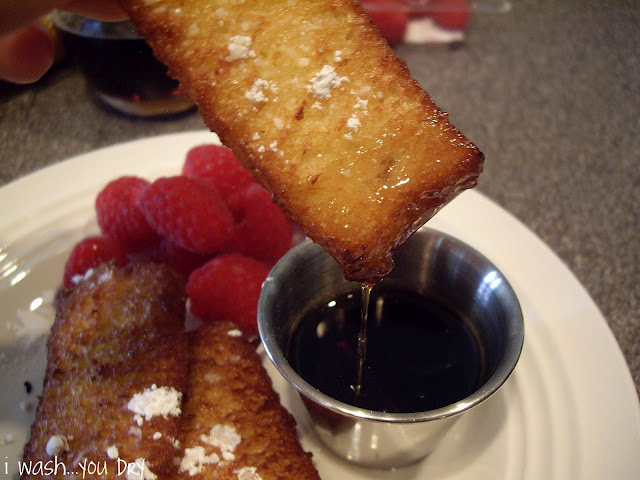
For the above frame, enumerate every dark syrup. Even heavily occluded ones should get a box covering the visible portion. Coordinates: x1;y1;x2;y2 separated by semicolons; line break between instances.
58;28;180;102
288;287;484;413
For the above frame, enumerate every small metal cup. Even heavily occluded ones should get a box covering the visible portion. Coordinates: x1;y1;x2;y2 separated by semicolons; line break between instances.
258;227;524;468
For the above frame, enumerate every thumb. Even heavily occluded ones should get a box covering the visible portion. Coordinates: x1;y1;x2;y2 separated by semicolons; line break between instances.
0;23;55;84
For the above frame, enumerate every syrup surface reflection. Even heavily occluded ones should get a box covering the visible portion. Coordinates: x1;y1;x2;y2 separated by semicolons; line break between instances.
288;287;485;413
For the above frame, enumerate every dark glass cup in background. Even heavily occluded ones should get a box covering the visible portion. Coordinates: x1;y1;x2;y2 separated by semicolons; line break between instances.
51;11;195;117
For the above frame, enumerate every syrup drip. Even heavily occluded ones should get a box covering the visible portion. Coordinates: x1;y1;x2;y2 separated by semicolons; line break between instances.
351;282;373;399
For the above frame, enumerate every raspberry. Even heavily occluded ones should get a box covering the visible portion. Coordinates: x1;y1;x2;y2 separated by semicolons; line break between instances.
186;253;270;334
63;236;125;288
139;176;234;254
182;144;257;199
123;238;159;265
151;238;210;277
125;237;208;278
226;184;293;266
95;176;159;250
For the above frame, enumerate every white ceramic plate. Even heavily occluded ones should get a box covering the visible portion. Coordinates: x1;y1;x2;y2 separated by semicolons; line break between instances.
1;131;638;479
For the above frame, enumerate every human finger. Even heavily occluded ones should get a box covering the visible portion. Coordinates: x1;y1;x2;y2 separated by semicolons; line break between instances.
62;0;128;22
0;0;127;37
0;23;55;84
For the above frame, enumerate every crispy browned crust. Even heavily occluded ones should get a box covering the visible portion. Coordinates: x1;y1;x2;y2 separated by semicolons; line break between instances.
22;263;189;480
177;322;320;479
120;0;484;282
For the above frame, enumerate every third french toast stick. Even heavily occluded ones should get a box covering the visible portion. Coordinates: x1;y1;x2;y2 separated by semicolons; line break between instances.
22;263;189;480
121;0;484;282
177;322;320;479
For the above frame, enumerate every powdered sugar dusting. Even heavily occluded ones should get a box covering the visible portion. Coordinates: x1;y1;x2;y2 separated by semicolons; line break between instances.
355;97;369;114
307;65;349;100
201;425;241;454
71;267;113;286
244;79;276;103
180;446;220;475
236;466;263;480
347;115;361;130
225;36;255;62
177;424;255;476
126;458;156;480
45;435;68;456
107;445;119;459
127;384;182;426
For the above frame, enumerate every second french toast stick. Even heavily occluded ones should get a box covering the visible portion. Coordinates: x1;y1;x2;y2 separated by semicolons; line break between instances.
120;0;484;282
176;322;320;479
22;263;189;480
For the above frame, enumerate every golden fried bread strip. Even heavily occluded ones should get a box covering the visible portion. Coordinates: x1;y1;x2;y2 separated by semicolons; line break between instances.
120;0;483;282
22;263;189;480
176;322;320;480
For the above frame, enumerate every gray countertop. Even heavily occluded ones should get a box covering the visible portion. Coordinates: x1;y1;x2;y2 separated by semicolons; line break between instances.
1;0;638;398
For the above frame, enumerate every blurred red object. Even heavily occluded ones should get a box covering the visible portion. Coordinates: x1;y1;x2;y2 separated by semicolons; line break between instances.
362;0;471;45
362;0;408;46
427;0;470;30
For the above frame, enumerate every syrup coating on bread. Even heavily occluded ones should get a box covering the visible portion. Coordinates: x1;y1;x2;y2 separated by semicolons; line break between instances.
121;0;484;281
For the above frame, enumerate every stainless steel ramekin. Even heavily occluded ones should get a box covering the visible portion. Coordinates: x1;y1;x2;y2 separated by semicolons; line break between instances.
258;227;524;468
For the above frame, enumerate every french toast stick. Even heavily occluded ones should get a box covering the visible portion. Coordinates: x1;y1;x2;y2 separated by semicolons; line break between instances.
119;0;484;282
22;263;189;480
177;322;320;480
